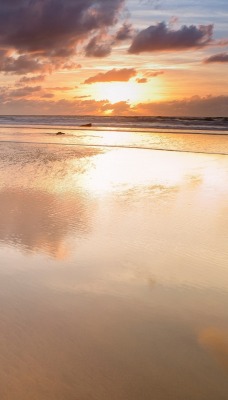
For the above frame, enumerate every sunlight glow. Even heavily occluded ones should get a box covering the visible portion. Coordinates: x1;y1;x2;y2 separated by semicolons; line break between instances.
91;82;141;103
90;80;164;104
82;149;200;195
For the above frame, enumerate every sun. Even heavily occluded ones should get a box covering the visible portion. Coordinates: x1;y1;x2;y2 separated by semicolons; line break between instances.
91;81;144;104
90;79;164;104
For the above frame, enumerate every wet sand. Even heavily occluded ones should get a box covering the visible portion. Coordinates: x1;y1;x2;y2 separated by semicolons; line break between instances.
0;136;228;399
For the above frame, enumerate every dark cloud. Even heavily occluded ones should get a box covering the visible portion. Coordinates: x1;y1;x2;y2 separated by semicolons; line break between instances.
0;85;42;102
0;97;109;115
85;21;134;57
74;95;91;99
204;52;228;63
128;22;213;53
0;0;125;57
0;55;50;75
41;93;54;98
61;62;82;70
10;86;42;98
48;86;74;91
85;35;112;57
17;75;46;85
135;70;164;83
102;100;132;115
115;23;134;41
1;93;228;117
0;49;9;58
0;53;81;76
133;95;228;117
84;68;137;84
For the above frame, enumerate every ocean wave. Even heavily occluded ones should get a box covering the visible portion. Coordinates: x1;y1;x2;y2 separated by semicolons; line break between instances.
0;115;228;132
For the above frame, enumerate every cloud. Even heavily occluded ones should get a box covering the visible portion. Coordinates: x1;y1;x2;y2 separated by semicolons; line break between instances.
0;84;44;102
115;23;134;41
204;52;228;63
1;93;227;117
41;93;54;99
0;55;50;75
9;86;42;98
84;68;137;84
104;95;227;117
85;35;112;57
128;22;213;53
74;95;91;99
215;39;228;46
169;16;179;28
103;100;133;115
139;0;161;9
0;97;110;115
17;75;46;85
136;70;164;83
132;95;228;117
0;53;81;76
145;70;164;77
60;62;82;70
48;86;74;91
0;0;125;57
136;78;148;83
85;21;135;57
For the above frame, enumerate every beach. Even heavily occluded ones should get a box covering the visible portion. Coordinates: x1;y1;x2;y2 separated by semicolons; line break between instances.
0;117;228;399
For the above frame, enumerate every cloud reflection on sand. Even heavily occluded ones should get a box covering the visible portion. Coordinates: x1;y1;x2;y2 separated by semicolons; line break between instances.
0;144;102;259
199;328;228;372
0;188;94;259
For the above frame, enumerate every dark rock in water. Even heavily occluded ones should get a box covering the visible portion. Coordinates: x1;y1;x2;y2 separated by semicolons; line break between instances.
56;131;65;135
80;123;92;127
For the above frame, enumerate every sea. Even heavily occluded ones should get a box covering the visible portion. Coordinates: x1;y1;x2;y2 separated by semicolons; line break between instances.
0;114;228;155
0;114;228;399
0;114;228;131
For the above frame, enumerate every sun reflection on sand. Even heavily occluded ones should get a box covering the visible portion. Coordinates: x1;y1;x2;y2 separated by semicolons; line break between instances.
82;149;200;194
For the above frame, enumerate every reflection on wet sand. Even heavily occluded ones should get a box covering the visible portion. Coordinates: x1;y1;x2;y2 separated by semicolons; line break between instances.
0;141;228;399
0;188;93;258
199;328;228;372
1;278;228;400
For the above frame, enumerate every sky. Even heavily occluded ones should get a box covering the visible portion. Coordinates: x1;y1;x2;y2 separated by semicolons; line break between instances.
0;0;228;116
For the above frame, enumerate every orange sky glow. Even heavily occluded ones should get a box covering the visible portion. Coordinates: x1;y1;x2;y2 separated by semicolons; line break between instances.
0;0;228;116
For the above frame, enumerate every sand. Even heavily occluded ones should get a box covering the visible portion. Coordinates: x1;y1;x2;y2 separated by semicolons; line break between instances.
0;132;228;399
